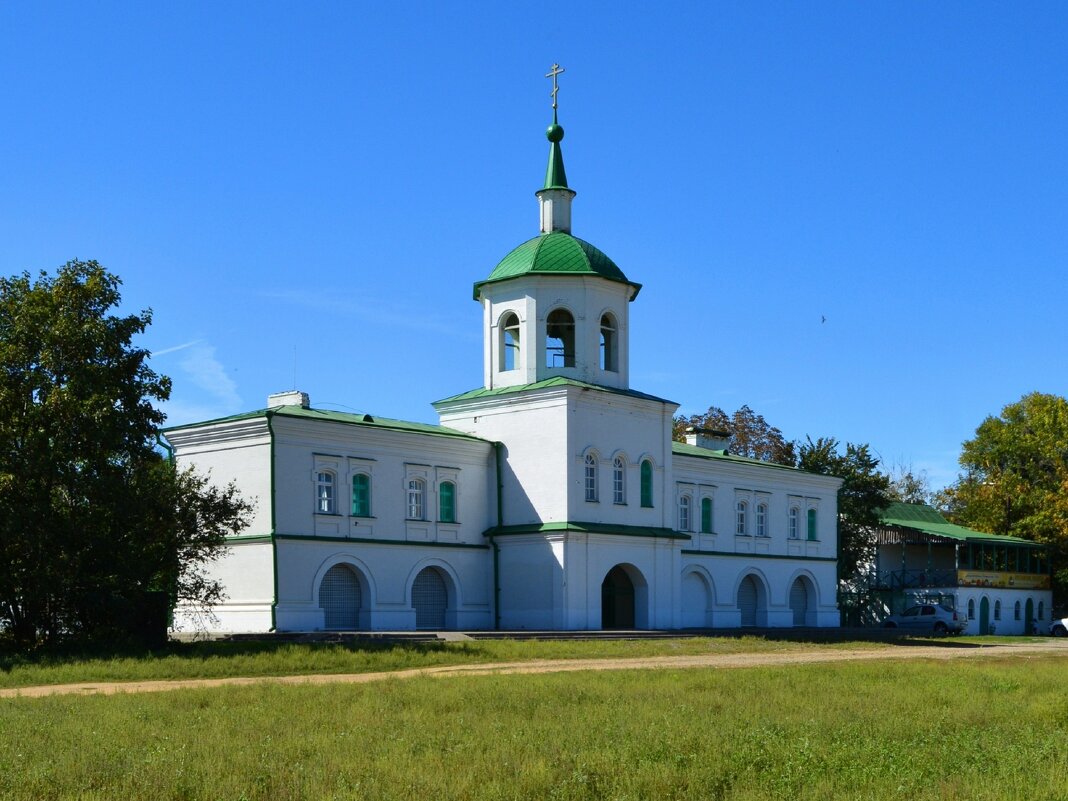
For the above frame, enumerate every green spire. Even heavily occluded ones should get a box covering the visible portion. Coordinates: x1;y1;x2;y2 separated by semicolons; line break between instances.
543;109;569;190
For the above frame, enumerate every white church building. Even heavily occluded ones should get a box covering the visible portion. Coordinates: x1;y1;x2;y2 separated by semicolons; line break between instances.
165;89;844;633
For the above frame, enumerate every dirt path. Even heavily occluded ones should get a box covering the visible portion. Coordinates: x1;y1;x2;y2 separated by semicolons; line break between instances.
4;640;1066;699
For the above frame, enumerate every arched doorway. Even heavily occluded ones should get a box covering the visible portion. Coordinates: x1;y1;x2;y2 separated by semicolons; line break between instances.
681;571;712;629
979;596;990;635
320;564;362;630
738;575;762;627
601;566;635;629
789;577;810;627
1025;598;1034;635
412;567;449;630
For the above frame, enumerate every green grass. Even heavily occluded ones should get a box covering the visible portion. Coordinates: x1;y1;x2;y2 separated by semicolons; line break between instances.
1;655;1065;800
0;635;895;689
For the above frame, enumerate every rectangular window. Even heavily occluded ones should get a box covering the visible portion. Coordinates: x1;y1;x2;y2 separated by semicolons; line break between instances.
407;479;425;520
613;458;625;504
316;471;335;514
756;504;767;537
584;454;598;502
640;461;653;508
807;509;817;541
700;498;712;534
736;502;747;535
788;507;800;539
351;473;371;517
439;481;456;523
679;496;691;532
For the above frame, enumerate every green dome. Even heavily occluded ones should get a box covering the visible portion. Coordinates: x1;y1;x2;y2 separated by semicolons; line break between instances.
473;232;642;300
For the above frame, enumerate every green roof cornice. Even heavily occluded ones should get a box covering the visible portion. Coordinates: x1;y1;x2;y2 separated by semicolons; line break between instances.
483;521;691;540
433;376;675;407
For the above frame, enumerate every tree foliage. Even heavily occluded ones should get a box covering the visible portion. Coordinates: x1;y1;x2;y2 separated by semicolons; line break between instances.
673;405;797;466
0;261;250;648
940;392;1068;606
886;463;934;506
798;437;892;589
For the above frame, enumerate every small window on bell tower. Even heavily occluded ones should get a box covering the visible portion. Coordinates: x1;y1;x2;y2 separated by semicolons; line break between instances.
500;312;521;371
600;313;617;372
546;308;575;368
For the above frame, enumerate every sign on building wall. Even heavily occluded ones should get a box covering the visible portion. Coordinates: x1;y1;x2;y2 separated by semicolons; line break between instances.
957;570;1050;590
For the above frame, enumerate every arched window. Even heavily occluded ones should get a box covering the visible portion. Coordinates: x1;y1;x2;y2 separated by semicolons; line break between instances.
600;313;617;372
679;495;692;532
584;453;598;502
994;599;1001;621
351;473;371;517
756;503;768;537
316;471;336;514
1014;600;1021;621
807;509;818;541
640;460;653;508
546;308;575;367
500;312;521;371
612;456;626;504
406;478;425;520
736;501;748;535
701;498;713;534
439;481;456;523
968;599;975;620
788;507;800;539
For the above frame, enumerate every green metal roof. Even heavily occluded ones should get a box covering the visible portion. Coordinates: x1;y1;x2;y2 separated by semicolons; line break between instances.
473;232;641;300
880;501;1041;546
671;441;812;474
484;521;690;540
163;405;489;443
434;376;675;406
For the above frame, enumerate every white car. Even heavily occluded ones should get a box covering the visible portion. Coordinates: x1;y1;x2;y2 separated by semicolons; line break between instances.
881;604;966;634
1051;617;1067;637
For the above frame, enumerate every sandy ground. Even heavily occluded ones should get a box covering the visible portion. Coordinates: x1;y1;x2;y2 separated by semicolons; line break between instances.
3;639;1065;699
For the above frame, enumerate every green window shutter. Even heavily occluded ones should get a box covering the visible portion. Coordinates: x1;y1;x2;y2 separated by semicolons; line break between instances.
439;481;455;523
352;474;370;517
807;509;817;541
701;498;712;533
640;461;653;508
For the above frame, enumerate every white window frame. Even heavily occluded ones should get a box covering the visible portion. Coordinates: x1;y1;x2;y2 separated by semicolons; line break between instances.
612;455;626;504
407;478;426;521
788;506;800;539
584;452;598;502
756;502;768;537
736;500;748;536
316;470;336;514
679;494;692;532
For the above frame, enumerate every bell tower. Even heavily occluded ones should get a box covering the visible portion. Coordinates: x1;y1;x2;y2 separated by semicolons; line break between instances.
472;66;641;392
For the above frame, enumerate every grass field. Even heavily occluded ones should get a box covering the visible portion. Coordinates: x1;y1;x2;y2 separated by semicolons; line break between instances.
1;654;1065;800
0;635;901;690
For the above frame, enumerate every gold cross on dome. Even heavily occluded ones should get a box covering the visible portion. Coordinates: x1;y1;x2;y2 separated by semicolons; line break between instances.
545;63;565;110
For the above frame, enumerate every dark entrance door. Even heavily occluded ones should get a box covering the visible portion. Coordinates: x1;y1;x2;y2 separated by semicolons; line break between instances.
979;597;990;635
601;566;635;629
1025;598;1034;635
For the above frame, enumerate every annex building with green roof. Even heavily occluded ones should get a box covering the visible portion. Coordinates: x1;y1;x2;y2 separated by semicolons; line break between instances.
165;74;845;634
863;501;1052;634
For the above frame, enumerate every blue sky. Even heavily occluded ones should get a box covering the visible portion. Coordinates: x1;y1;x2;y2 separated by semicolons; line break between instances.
3;3;1066;490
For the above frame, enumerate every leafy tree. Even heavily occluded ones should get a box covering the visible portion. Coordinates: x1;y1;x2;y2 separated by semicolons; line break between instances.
0;260;250;648
673;405;796;466
941;392;1068;606
797;437;892;590
886;463;933;506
